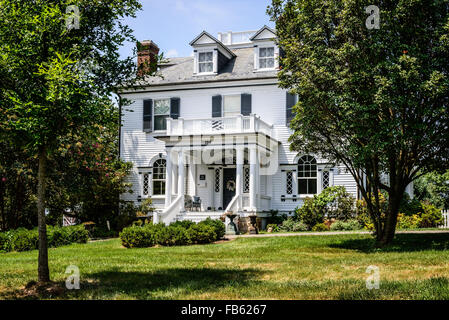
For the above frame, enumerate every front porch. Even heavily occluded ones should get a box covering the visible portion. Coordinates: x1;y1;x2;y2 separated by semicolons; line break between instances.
152;116;279;224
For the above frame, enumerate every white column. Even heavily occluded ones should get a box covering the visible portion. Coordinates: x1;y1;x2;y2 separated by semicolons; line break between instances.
235;147;244;211
172;153;178;195
178;150;185;212
249;146;257;211
188;152;197;196
164;151;173;208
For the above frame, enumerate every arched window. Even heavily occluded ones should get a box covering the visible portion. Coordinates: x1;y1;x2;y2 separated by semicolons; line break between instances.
298;155;317;195
152;159;166;195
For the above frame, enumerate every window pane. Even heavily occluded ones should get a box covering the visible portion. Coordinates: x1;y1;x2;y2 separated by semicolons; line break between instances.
298;179;308;194
199;62;213;73
308;179;317;194
154;115;168;130
223;95;241;117
259;58;267;69
154;99;170;115
260;48;267;57
266;47;274;57
199;52;212;62
266;58;274;68
153;181;165;195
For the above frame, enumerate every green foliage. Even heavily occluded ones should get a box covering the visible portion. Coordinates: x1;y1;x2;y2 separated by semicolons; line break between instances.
330;219;362;231
0;225;88;252
119;225;157;248
198;218;225;240
400;193;424;216
415;171;449;209
266;224;280;232
268;0;449;245
295;198;323;229
419;203;443;228
120;219;224;248
186;224;217;245
295;186;356;229
397;214;421;230
170;220;196;229
311;223;329;232
356;200;375;230
266;210;288;225
279;218;308;232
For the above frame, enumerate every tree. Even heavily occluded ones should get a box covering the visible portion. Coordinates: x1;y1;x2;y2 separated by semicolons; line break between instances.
0;0;159;283
268;0;449;245
414;170;449;209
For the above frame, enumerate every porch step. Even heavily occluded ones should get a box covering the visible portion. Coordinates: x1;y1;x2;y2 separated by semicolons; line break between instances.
174;211;224;223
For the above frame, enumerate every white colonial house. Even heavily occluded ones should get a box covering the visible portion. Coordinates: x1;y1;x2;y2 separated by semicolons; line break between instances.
119;26;413;227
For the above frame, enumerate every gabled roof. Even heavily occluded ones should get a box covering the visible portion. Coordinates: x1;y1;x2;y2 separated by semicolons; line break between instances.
249;25;276;41
131;47;277;88
189;31;236;58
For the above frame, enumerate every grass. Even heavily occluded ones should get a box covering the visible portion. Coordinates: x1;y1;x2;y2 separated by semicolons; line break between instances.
1;233;449;299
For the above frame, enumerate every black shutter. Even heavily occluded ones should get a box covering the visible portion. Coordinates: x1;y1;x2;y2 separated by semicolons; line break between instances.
212;95;222;117
170;97;180;119
286;92;296;125
143;99;153;132
241;93;252;116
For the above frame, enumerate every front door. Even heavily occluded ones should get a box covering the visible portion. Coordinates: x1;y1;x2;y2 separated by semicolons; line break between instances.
222;168;236;210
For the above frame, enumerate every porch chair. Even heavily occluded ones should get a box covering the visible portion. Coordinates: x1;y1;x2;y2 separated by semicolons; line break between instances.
192;196;202;212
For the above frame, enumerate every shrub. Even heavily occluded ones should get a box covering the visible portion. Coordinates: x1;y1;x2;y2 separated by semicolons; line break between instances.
312;223;329;232
399;194;424;216
186;224;217;244
279;218;308;232
266;224;280;232
295;197;324;229
119;225;157;248
9;228;39;252
198;218;225;240
330;219;361;231
397;213;421;229
419;203;443;228
170;220;195;229
0;225;88;253
266;210;288;225
154;225;189;246
120;220;221;248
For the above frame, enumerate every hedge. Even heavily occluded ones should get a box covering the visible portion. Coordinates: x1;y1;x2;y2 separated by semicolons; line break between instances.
0;225;89;253
120;218;225;248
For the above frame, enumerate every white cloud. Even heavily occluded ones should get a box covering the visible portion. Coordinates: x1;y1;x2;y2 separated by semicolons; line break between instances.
166;49;179;58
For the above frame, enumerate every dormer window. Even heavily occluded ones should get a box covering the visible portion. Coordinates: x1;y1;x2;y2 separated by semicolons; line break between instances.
259;47;275;69
198;52;214;73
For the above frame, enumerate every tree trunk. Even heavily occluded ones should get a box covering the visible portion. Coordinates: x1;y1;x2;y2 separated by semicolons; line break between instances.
37;146;50;283
378;191;402;247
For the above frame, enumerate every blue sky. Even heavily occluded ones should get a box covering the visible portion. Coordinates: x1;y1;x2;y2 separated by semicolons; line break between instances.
119;0;275;59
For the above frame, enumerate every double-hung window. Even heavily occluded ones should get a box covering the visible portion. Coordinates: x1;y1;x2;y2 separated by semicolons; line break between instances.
223;95;241;117
259;47;275;69
153;99;170;131
298;155;317;195
198;52;213;73
152;159;166;196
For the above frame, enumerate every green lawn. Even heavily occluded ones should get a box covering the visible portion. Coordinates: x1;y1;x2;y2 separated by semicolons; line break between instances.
1;233;449;300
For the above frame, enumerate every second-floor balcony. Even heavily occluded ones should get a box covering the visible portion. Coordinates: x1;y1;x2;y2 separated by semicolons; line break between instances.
166;114;274;137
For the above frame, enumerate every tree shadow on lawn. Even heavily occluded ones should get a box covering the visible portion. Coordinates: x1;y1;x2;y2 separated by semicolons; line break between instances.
2;267;264;300
329;233;449;253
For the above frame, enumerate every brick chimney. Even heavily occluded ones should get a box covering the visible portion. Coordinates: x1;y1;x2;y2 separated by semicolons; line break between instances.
137;40;159;76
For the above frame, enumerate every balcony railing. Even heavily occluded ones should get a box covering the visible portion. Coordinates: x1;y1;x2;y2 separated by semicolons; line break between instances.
166;114;274;137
